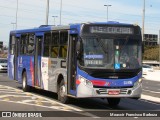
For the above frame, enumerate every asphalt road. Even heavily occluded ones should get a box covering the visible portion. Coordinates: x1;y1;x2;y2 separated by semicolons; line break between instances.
0;73;160;120
142;79;160;98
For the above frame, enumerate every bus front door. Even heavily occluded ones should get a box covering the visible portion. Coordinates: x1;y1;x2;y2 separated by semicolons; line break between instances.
14;37;19;80
34;36;42;87
67;35;77;95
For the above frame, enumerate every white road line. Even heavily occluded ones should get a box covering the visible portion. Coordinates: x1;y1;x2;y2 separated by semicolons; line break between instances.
0;86;22;92
141;94;160;103
0;85;83;111
19;100;38;103
1;100;73;111
29;93;83;111
0;91;28;94
0;94;32;98
143;89;160;94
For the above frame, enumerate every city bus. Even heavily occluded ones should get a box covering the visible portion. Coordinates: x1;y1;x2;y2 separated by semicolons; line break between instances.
8;22;142;106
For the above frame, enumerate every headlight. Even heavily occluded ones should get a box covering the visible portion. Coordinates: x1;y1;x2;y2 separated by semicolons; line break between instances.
79;76;93;87
134;78;142;88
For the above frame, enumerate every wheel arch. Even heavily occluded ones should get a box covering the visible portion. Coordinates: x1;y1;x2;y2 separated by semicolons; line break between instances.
21;68;26;82
57;74;64;92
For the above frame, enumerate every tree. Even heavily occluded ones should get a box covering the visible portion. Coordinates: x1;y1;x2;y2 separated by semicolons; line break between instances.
143;46;159;61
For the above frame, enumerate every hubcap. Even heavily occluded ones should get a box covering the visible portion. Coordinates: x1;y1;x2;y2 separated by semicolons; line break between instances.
60;85;65;97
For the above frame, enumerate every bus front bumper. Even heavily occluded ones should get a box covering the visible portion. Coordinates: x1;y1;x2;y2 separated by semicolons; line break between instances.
76;83;142;98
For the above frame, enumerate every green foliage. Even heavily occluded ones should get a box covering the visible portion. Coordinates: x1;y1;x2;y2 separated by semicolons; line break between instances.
143;45;159;61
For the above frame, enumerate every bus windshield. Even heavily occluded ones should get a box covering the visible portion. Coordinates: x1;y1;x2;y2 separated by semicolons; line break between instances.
79;36;142;70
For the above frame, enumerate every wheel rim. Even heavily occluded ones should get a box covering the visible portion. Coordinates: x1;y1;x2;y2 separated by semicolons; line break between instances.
60;85;65;98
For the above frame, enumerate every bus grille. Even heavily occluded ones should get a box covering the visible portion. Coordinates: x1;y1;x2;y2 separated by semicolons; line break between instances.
97;88;129;95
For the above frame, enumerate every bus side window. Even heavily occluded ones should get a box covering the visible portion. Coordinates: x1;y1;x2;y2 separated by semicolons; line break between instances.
20;34;28;55
43;33;51;57
51;32;59;58
51;46;58;58
28;34;35;55
9;35;16;54
59;31;68;58
59;45;67;58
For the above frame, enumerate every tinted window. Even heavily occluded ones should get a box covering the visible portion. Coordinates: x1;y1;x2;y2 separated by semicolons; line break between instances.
51;32;59;58
9;35;16;54
28;34;35;55
20;34;28;55
43;33;51;57
59;31;68;58
0;59;7;63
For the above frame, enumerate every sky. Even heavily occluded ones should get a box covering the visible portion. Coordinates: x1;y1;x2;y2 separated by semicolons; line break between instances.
0;0;160;46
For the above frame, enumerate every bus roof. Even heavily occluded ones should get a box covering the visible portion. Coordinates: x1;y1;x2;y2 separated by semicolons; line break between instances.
10;25;70;34
69;21;135;26
10;21;137;34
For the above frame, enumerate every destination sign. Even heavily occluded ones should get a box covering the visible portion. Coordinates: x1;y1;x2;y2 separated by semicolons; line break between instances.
90;26;134;34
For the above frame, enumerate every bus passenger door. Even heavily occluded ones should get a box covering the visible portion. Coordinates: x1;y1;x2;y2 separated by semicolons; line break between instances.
14;37;19;80
67;35;77;95
34;36;42;87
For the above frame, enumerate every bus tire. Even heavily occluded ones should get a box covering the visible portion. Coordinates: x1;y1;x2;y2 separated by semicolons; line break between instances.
22;72;30;92
58;80;69;104
107;98;121;107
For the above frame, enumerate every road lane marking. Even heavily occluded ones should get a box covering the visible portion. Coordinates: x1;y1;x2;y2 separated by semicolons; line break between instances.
0;85;100;117
0;95;31;98
3;98;10;101
141;94;160;103
1;84;160;117
0;91;30;94
0;85;83;111
143;89;160;94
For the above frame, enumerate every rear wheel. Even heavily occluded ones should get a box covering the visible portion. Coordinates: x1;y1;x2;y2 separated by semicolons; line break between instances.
107;98;121;107
58;80;69;104
22;72;30;92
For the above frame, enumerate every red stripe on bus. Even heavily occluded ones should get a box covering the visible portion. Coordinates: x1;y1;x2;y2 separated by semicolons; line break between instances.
91;80;106;86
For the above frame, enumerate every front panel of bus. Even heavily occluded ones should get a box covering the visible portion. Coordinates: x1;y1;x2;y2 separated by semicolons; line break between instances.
75;24;142;98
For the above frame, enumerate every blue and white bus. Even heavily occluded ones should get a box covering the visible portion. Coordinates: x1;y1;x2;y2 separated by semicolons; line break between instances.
8;22;142;106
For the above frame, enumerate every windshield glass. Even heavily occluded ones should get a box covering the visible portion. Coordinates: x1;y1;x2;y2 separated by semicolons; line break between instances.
0;59;7;63
79;36;142;70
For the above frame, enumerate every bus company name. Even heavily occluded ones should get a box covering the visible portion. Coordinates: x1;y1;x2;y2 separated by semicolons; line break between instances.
124;81;133;85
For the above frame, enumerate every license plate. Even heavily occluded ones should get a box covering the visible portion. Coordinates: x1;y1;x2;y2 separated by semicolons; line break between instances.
108;89;120;95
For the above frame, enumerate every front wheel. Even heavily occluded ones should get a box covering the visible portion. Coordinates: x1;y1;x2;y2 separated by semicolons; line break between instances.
58;80;69;104
107;98;121;107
